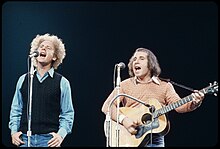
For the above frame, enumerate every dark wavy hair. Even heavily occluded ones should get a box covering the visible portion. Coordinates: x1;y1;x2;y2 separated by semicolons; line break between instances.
128;47;161;77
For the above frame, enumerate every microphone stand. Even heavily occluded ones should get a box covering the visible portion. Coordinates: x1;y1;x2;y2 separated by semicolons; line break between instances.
105;64;123;147
115;65;121;147
27;57;35;147
105;93;152;147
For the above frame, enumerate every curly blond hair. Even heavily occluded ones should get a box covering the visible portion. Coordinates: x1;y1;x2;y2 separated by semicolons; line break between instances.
30;33;66;69
128;47;161;77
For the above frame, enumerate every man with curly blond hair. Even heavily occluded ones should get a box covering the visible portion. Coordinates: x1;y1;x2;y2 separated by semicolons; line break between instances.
9;33;74;147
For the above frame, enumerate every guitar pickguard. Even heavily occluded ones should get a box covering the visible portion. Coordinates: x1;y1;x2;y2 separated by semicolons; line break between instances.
135;118;159;138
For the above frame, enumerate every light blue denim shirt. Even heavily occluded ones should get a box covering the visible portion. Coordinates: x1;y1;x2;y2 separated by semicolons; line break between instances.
8;68;74;139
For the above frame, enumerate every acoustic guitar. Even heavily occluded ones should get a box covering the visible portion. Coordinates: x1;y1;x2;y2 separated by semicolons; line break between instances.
104;81;218;147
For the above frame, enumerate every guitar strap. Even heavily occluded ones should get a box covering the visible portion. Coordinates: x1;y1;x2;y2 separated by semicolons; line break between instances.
159;77;194;92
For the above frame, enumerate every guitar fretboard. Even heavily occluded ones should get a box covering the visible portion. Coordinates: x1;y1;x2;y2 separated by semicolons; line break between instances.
153;87;209;118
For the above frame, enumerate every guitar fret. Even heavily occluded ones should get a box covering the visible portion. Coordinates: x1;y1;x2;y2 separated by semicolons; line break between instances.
165;107;169;113
179;100;183;106
167;106;170;112
170;105;173;111
181;99;184;105
175;102;179;107
161;109;165;116
187;96;192;102
167;104;171;111
173;102;177;108
162;108;166;114
176;101;180;107
161;108;165;115
164;107;168;113
173;102;176;108
167;105;171;111
171;103;175;110
183;97;187;103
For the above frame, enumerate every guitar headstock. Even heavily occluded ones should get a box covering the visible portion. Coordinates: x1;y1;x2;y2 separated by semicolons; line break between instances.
205;81;218;96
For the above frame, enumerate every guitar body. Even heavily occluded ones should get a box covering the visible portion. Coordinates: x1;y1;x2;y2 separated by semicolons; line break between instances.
104;98;170;147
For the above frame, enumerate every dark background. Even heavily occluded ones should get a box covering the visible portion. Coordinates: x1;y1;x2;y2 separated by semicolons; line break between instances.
2;1;218;147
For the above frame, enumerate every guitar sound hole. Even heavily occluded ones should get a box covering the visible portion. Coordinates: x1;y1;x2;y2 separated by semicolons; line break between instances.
141;113;152;124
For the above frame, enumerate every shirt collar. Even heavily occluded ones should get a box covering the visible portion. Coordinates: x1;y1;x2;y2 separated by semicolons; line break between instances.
35;67;55;78
134;76;160;85
48;67;55;78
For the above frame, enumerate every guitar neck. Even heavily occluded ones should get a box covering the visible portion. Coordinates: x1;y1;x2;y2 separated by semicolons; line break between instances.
153;87;208;118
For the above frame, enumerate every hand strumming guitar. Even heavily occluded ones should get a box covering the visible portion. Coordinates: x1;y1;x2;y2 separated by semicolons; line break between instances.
121;117;140;135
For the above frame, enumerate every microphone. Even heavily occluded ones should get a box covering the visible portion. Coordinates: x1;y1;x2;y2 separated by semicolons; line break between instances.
29;50;39;58
116;62;126;69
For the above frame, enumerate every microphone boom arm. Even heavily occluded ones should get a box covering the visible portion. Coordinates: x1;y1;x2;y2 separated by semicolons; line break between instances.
107;93;149;113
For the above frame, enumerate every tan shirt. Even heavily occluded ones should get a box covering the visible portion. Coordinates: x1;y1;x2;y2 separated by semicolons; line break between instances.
114;76;197;113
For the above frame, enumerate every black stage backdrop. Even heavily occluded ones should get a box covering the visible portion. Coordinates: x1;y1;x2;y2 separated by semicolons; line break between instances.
2;1;218;147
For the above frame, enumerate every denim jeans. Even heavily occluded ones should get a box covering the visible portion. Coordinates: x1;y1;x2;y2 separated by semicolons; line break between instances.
145;136;165;147
19;133;53;147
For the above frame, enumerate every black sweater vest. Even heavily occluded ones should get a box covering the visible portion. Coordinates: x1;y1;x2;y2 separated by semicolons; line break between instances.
19;72;62;134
